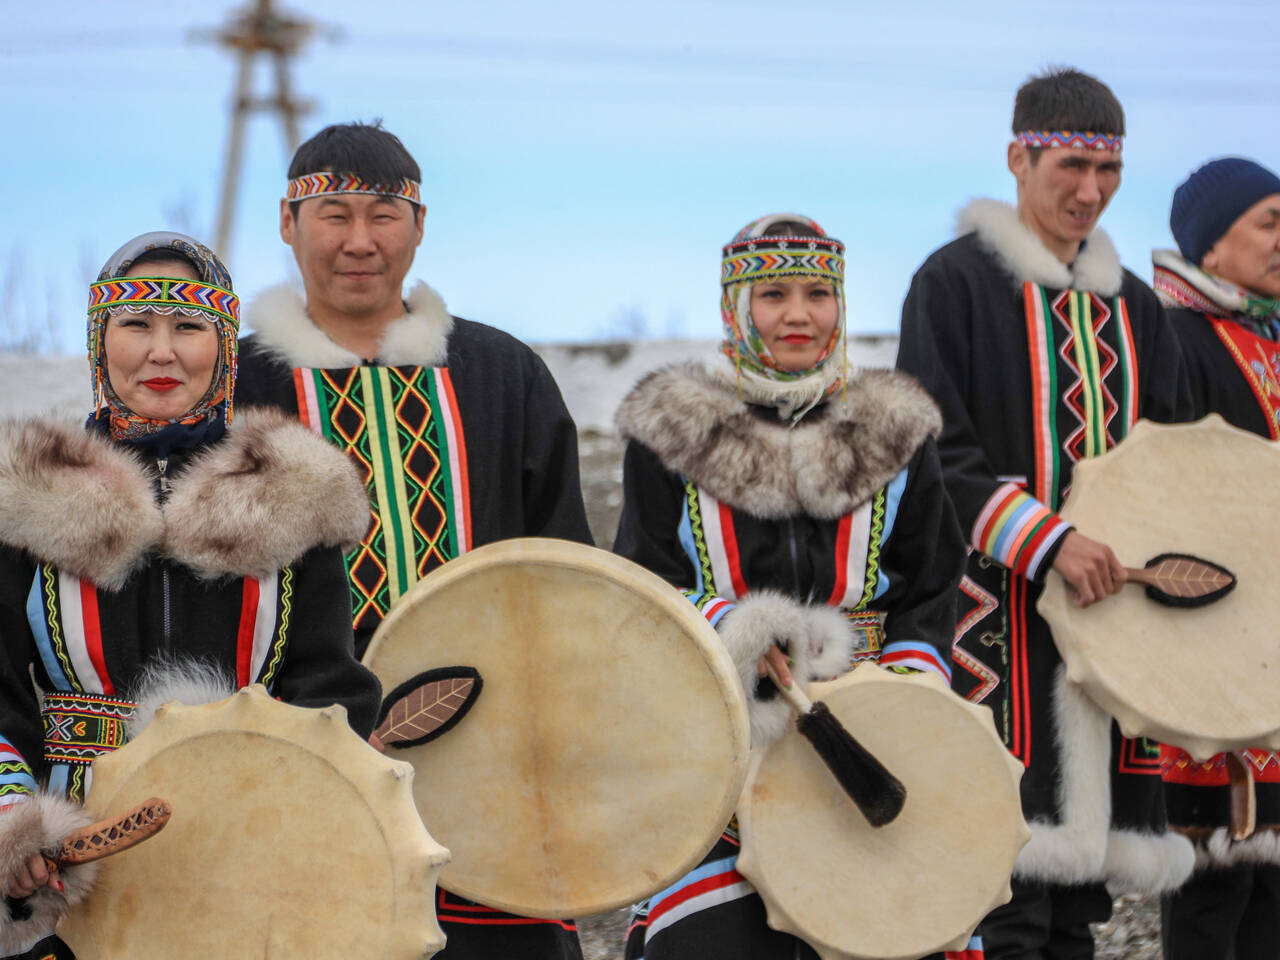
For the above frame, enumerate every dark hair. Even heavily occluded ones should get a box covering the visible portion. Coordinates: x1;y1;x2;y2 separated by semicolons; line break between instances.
287;120;422;217
760;220;823;239
1013;68;1125;164
124;248;202;277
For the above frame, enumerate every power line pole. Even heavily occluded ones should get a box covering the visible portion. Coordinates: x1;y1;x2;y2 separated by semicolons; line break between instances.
196;0;327;262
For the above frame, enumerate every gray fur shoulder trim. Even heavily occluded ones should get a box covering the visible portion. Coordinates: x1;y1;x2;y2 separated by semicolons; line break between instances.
163;408;370;579
0;420;162;589
0;793;100;955
616;362;940;519
956;198;1123;296
243;281;453;369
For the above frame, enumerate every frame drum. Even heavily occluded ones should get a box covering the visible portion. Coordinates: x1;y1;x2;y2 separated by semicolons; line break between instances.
737;666;1027;960
1040;417;1280;760
362;538;751;917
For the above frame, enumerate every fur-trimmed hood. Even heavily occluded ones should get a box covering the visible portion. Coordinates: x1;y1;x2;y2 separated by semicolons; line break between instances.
0;409;369;588
957;198;1124;296
243;281;453;368
616;362;941;520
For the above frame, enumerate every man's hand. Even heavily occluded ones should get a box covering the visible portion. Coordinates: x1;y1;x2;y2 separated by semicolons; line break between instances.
5;852;62;898
1051;530;1126;607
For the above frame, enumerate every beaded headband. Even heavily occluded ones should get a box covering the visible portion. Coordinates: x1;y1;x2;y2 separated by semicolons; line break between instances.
721;235;845;288
88;277;240;329
286;172;422;204
1015;130;1123;153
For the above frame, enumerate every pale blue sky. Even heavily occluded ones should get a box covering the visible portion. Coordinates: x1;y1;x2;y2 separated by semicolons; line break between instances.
4;0;1279;352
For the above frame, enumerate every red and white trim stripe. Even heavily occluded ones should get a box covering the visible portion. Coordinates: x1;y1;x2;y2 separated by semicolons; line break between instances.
697;489;748;600
828;498;873;608
700;596;734;625
1117;297;1139;430
1023;283;1055;507
235;573;279;687
644;865;754;942
58;572;113;695
293;368;324;434
432;368;472;554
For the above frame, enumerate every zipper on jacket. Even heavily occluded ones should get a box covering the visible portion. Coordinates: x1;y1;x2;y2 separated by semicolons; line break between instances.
156;457;172;651
785;517;802;596
161;563;172;653
155;457;171;501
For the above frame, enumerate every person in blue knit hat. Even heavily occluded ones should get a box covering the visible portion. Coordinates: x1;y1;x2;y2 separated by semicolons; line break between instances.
1152;157;1280;960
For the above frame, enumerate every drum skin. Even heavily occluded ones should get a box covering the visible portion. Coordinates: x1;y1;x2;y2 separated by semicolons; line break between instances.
1039;416;1280;761
736;666;1028;960
58;686;448;960
362;538;751;918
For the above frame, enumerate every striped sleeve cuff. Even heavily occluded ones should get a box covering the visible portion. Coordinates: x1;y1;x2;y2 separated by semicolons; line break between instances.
0;738;37;809
880;640;952;684
971;483;1072;580
682;590;735;628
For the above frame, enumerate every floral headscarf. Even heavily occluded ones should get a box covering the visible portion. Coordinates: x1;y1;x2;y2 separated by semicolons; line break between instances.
87;232;239;444
719;213;846;419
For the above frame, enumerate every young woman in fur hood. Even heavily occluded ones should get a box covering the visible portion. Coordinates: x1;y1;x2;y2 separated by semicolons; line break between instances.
613;213;967;960
0;232;380;959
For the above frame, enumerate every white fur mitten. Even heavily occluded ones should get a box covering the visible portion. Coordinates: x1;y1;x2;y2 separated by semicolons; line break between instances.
0;794;100;954
717;591;856;747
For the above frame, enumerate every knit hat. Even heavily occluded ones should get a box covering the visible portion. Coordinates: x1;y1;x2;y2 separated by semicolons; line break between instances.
1171;158;1280;266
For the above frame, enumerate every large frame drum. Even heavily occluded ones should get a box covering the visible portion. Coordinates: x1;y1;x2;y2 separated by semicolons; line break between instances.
737;666;1028;960
362;537;751;917
1040;417;1280;760
59;686;447;959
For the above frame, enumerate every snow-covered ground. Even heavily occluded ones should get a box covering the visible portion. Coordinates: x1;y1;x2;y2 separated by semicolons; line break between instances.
0;334;900;430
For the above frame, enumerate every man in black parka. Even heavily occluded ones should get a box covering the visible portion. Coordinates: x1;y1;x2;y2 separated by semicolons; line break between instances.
234;121;592;960
896;68;1195;958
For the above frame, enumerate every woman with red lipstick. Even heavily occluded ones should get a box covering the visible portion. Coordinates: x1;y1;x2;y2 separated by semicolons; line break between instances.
613;213;968;960
0;232;379;959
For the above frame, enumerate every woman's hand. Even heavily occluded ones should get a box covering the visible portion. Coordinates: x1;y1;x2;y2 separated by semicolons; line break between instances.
5;853;62;898
756;644;794;690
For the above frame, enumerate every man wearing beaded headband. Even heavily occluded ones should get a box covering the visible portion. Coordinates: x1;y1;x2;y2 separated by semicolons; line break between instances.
1152;157;1280;960
234;121;592;960
896;68;1193;957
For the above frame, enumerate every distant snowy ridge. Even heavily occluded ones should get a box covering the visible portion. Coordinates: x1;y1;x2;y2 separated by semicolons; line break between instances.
0;334;899;433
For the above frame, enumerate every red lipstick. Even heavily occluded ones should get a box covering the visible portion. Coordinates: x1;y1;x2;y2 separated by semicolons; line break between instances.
142;378;180;391
780;334;813;344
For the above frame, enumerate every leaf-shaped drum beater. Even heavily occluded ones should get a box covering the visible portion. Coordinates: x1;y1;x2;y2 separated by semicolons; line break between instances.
1125;553;1237;607
374;667;484;749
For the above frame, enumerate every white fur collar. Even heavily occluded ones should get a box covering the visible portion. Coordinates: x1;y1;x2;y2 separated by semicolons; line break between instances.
616;362;941;519
0;410;368;588
244;281;453;368
957;198;1123;296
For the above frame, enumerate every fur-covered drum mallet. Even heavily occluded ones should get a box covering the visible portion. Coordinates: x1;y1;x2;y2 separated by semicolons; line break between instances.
42;797;171;872
765;664;906;827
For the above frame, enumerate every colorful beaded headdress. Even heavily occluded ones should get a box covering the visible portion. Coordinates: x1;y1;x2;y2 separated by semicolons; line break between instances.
1015;130;1122;152
720;213;846;396
87;232;240;441
286;171;422;205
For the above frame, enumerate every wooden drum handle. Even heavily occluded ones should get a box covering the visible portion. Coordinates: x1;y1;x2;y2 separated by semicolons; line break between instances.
44;797;172;871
